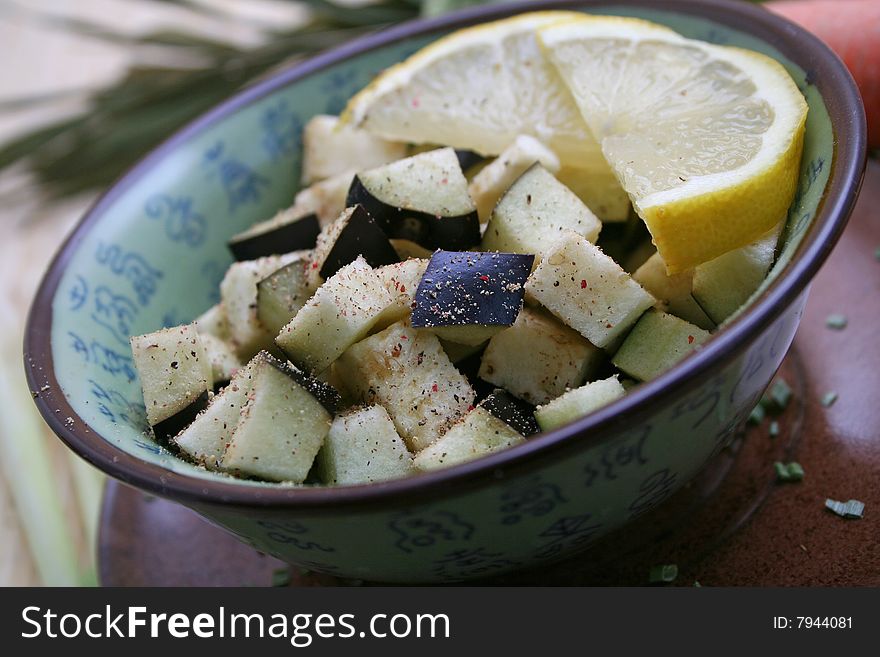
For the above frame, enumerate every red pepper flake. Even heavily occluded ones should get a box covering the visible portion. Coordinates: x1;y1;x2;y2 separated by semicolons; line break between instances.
431;383;439;393
580;280;587;289
687;335;695;344
479;275;489;282
391;344;402;357
412;97;420;108
440;178;448;185
399;284;406;293
311;262;318;269
606;323;613;329
400;334;408;340
467;404;475;412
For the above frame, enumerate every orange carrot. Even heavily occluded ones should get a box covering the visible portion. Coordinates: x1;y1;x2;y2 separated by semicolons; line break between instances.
768;0;880;147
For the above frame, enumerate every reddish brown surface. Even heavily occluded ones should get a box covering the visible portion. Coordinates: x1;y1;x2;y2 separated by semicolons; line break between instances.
99;161;879;587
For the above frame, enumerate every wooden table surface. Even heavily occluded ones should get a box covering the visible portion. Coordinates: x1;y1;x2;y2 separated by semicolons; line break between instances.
99;160;880;587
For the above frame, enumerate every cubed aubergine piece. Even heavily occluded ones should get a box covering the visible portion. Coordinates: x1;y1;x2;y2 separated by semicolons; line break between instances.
525;231;655;349
256;256;317;336
478;307;605;405
130;324;213;442
227;206;321;261
276;257;401;375
221;252;306;359
199;332;243;390
413;401;526;472
316;404;415;485
411;250;534;346
534;375;626;432
346;147;480;250
173;360;257;468
220;352;339;482
481;163;602;259
335;320;475;452
309;204;399;282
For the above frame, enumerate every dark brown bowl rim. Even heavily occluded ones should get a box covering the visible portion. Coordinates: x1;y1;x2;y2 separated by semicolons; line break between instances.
24;0;866;514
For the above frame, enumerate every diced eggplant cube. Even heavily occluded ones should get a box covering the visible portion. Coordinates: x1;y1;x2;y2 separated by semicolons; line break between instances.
692;222;782;324
482;164;601;258
199;333;243;388
293;171;355;228
467;135;560;222
173;362;255;468
481;388;539;436
411;250;533;346
612;309;711;381
193;304;230;340
228;206;320;261
316;405;415;485
221;353;334;482
534;375;626;431
413;404;525;471
346;147;480;250
525;231;655;349
309;205;399;283
256;255;317;336
276;257;399;374
633;252;714;330
375;257;429;323
301;115;407;185
479;307;603;405
220;252;302;358
130;323;212;439
336;320;475;452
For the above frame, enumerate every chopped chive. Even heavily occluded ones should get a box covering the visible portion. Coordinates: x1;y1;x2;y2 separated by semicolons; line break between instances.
774;461;805;482
821;391;838;407
649;564;678;583
761;379;792;414
769;421;780;438
272;567;292;587
825;313;848;330
748;404;766;425
825;498;865;519
771;379;792;408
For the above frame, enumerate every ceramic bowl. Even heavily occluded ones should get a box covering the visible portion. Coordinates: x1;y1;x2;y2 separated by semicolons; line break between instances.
25;0;865;582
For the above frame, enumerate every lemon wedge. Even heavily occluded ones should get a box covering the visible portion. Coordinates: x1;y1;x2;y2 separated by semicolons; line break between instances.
539;16;808;272
342;12;671;171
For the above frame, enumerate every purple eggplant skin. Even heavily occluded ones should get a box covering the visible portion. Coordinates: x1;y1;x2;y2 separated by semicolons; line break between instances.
263;352;341;415
481;388;540;437
228;213;321;261
454;149;485;172
346;177;480;251
151;389;210;445
318;204;399;280
412;250;534;329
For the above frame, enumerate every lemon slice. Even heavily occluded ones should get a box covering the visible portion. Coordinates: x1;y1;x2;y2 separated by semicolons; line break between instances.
538;17;808;272
342;12;672;171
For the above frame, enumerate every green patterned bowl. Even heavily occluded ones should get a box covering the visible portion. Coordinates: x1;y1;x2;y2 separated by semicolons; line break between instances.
26;0;865;582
